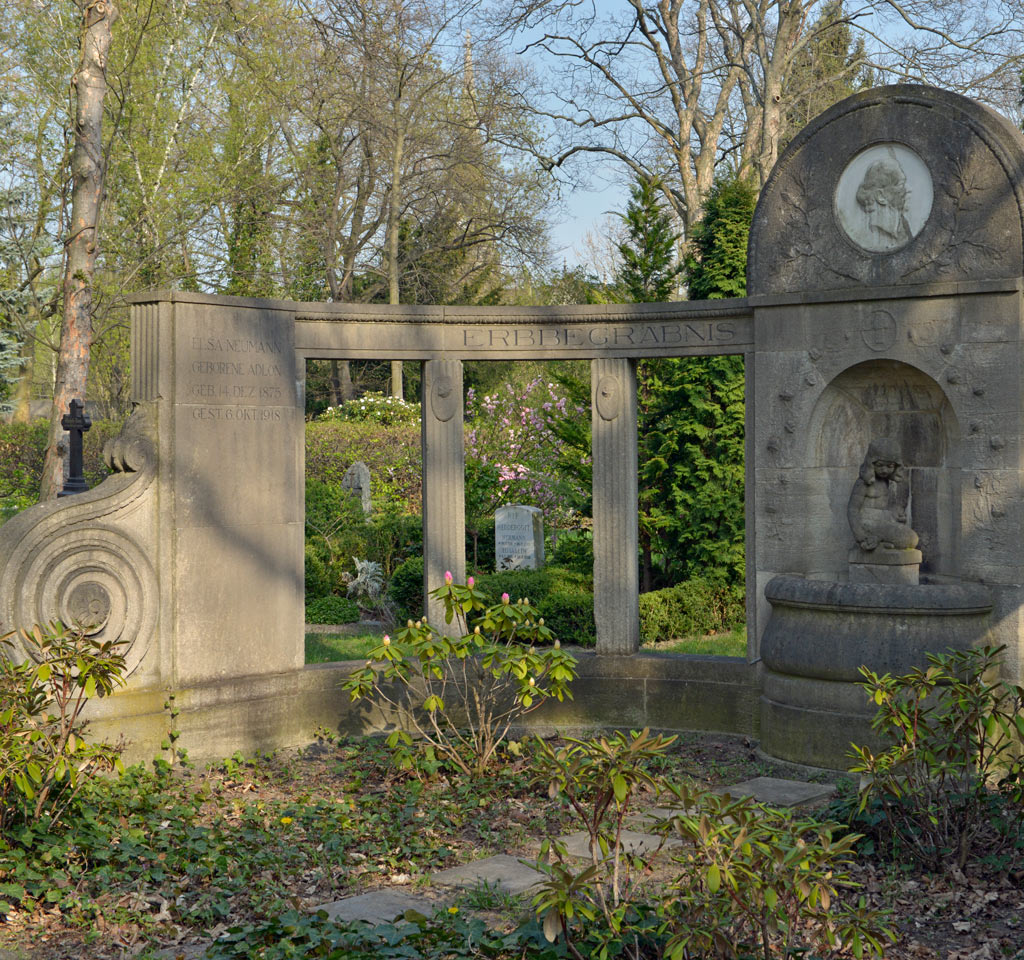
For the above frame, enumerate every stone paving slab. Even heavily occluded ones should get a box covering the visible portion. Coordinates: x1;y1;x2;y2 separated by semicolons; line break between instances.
714;777;836;808
316;888;441;925
558;829;679;860
430;854;546;895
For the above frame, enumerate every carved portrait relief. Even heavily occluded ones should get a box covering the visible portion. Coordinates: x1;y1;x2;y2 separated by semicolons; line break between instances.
834;144;933;253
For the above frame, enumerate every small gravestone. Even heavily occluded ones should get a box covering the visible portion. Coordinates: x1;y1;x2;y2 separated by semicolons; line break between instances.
495;505;544;570
341;461;372;516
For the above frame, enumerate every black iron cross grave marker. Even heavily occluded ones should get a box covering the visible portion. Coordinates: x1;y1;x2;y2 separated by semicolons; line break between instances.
58;398;92;497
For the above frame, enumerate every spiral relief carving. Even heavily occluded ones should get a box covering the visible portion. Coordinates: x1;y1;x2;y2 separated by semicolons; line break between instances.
0;405;158;676
7;526;158;674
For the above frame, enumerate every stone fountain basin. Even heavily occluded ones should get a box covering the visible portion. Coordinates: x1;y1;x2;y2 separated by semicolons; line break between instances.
761;575;993;683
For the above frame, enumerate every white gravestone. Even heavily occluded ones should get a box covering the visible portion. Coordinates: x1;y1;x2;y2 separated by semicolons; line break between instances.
495;505;545;571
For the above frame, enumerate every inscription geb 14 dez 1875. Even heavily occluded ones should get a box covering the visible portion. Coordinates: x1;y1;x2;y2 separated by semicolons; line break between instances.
185;335;290;422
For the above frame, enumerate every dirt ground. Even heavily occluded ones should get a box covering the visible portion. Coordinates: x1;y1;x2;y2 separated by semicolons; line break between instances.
1;732;1022;959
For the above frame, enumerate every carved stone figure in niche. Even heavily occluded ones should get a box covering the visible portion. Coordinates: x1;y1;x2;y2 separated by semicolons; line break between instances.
855;161;912;251
847;438;919;551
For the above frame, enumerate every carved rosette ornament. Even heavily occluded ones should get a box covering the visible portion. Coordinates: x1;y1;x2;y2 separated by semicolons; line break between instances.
0;406;159;675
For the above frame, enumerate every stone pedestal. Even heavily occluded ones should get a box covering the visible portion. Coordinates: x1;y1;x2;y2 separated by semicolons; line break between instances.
592;358;639;654
848;547;922;585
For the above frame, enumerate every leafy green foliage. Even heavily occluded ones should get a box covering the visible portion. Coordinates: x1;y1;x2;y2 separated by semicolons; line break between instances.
204;906;565;960
660;785;892;960
388;555;425;621
318;392;421;426
344;577;578;776
305;595;361;625
474;567;595;647
638;577;744;644
850;645;1024;873
532;728;678;954
0;419;123;524
638;355;746;587
617;176;683;303
683;174;757;301
0;622;126;837
305;418;422;511
304;479;422;597
531;729;891;960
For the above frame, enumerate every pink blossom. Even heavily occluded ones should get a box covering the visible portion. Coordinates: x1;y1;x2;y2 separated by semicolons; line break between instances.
444;570;453;583
502;593;510;604
467;576;475;587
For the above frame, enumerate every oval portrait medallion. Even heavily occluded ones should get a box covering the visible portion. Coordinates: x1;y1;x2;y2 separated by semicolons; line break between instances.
595;375;620;421
834;143;933;254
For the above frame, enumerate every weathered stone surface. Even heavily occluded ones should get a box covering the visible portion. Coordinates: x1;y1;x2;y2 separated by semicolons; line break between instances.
558;829;678;859
495;505;544;570
430;855;545;895
316;889;440;925
761;576;992;683
592;358;639;654
342;461;372;515
715;777;836;809
749;85;1024;295
422;359;465;633
6;84;1024;776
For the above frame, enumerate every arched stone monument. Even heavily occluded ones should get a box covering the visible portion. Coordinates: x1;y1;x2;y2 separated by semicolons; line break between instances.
751;85;1024;767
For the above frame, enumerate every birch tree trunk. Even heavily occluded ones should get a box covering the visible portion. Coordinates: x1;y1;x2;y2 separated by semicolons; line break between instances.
39;0;118;500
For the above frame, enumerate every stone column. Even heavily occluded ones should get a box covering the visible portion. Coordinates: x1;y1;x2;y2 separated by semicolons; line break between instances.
592;358;639;654
422;359;465;632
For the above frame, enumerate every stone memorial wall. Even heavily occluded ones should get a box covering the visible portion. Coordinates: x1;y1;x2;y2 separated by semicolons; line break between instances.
0;84;1021;770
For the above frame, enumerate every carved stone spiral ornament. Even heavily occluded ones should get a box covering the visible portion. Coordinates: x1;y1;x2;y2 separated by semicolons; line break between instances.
0;405;159;676
6;525;157;674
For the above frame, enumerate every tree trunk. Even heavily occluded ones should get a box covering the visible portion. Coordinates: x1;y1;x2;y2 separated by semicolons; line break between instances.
328;359;343;406
387;126;405;401
39;0;118;500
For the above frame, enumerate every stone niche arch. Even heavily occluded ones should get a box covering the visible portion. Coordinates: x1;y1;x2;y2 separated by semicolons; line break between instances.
806;359;959;581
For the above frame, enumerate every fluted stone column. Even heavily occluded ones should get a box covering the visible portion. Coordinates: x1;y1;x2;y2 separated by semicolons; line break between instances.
422;359;465;632
592;358;639;654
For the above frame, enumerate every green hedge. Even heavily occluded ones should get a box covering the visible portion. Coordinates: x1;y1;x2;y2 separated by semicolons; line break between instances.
638;578;744;643
388;554;425;622
305;595;361;625
0;418;124;523
474;567;595;647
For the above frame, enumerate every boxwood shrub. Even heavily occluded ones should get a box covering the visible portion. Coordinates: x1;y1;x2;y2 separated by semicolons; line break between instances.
638;577;744;643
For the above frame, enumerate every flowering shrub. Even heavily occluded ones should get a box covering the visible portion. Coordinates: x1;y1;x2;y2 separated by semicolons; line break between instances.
465;376;589;530
343;574;578;776
317;392;420;426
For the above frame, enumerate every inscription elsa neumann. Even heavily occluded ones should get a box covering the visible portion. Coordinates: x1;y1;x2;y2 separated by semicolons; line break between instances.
461;320;737;350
